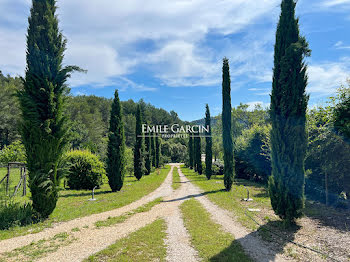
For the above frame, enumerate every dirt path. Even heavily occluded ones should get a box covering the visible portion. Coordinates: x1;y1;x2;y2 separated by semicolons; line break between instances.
0;166;174;254
0;164;289;262
177;168;289;262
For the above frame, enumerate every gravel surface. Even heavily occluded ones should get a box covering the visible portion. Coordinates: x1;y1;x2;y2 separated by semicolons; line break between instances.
0;164;291;262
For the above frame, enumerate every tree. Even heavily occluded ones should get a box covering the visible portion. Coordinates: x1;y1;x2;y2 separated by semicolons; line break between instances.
222;58;234;191
18;0;81;218
155;136;161;168
134;104;144;180
106;90;126;192
205;104;213;180
151;135;156;167
194;136;202;174
145;134;152;175
188;133;194;169
268;0;310;222
333;82;350;141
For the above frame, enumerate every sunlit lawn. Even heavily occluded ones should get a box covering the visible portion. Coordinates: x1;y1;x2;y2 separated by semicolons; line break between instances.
0;165;170;240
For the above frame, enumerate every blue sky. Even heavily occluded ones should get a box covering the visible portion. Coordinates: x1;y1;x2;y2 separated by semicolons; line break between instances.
0;0;350;121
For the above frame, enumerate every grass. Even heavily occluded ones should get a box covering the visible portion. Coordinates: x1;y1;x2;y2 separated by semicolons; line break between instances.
0;166;170;240
0;232;75;262
180;198;252;262
95;197;163;228
181;166;272;230
0;167;30;203
85;219;167;262
172;167;181;190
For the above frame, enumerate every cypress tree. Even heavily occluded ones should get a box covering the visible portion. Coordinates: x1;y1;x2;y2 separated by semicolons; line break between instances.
205;104;212;180
194;136;202;174
134;104;144;180
151;135;156;167
107;90;126;192
18;0;81;218
188;133;194;169
269;0;310;222
145;134;152;175
222;58;234;191
155;136;161;168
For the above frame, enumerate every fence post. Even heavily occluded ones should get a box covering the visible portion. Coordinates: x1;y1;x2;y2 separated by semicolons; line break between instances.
6;164;10;195
22;167;27;196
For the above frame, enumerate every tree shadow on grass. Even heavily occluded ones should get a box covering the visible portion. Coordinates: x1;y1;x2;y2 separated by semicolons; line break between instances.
59;190;112;198
210;220;300;262
162;189;226;203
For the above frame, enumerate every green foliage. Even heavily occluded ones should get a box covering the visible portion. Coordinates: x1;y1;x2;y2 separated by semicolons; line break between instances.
194;136;202;174
205;104;212;180
0;72;22;148
155;136;161;168
107;90;126;192
0;201;34;230
134;105;144;180
18;0;82;218
65;150;105;190
161;140;187;163
145;135;152;175
188;134;194;169
269;0;310;222
235;125;271;183
151;136;156;167
333;82;350;140
222;58;234;191
0;141;26;165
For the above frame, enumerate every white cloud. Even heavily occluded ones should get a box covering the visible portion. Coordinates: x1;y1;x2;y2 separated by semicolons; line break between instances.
321;0;350;7
245;101;270;111
308;58;350;95
334;41;350;50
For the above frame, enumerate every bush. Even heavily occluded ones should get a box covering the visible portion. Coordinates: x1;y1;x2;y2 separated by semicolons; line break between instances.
0;141;26;165
0;201;35;230
212;161;224;176
235;125;271;183
65;150;105;190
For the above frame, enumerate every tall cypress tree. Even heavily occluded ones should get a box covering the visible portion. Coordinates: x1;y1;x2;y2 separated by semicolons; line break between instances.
18;0;81;218
155;136;161;168
145;134;152;175
269;0;310;222
194;136;202;174
188;133;194;169
107;90;126;192
222;58;234;191
134;105;144;180
151;135;156;167
205;104;212;180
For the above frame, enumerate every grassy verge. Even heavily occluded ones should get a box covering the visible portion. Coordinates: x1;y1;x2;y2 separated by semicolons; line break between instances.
172;167;181;190
0;166;170;240
181;165;271;230
95;197;163;228
0;232;75;262
85;219;167;262
180;198;251;262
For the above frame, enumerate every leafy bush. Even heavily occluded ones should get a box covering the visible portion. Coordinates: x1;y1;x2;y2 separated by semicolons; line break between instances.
235;125;271;183
212;161;224;176
0;141;26;165
65;150;105;190
0;201;35;230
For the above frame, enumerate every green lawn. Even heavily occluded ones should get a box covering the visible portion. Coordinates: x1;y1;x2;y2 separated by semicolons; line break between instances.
181;166;273;230
172;167;181;190
0;166;170;240
86;219;167;262
0;167;29;202
180;198;252;262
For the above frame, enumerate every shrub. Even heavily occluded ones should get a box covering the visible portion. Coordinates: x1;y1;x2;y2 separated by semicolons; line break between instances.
212;161;224;176
0;141;26;165
0;201;35;230
65;150;105;190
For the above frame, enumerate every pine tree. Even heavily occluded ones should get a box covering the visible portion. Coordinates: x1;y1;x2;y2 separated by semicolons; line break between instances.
151;135;156;167
134;105;144;180
269;0;310;222
145;134;152;175
155;136;161;168
222;58;235;191
205;104;212;180
194;136;202;174
107;90;126;192
18;0;81;218
188;133;194;169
